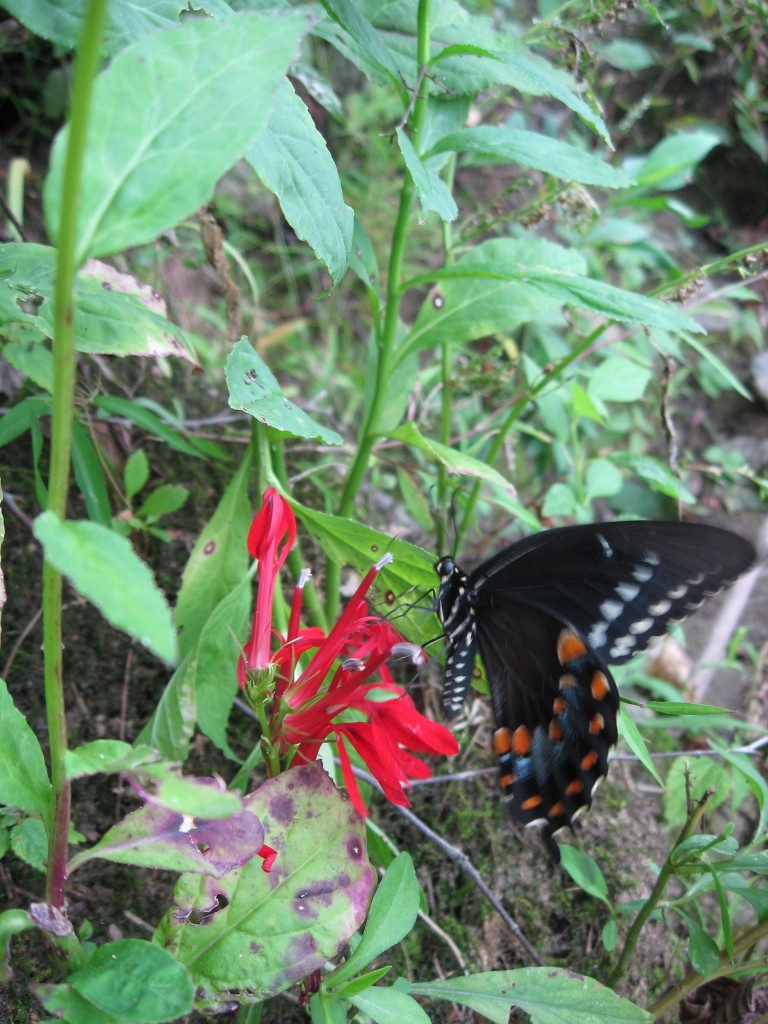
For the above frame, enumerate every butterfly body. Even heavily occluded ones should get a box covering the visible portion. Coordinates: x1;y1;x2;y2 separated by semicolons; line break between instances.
435;521;755;853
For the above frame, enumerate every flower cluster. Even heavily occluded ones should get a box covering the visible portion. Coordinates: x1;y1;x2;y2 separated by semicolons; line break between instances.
239;488;458;816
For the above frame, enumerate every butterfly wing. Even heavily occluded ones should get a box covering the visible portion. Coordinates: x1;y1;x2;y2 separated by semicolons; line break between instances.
469;522;755;667
474;598;619;841
441;521;755;855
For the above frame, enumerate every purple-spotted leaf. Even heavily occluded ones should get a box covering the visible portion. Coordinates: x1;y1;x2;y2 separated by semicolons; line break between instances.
156;762;376;1011
69;790;263;878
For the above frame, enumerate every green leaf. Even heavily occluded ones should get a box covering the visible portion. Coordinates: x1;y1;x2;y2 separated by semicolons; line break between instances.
427;39;609;144
94;395;210;458
611;453;695;502
596;40;657;71
430;126;631;188
157;763;376;1011
4;0;189;56
628;128;726;193
618;705;663;787
336;966;393;997
135;650;197;760
33;512;177;664
226;337;343;445
40;939;194;1023
292;502;436;596
11;817;48;872
408;967;652;1023
319;0;402;83
0;244;197;360
602;918;619;952
124;450;150;502
559;846;609;904
588;359;654;403
193;580;251;759
71;421;112;527
0;679;52;823
246;79;353;286
3;332;53;392
390;422;515;492
174;453;251;659
350;985;432;1024
686;918;721;976
585;459;623;500
646;701;730;716
136;484;189;521
44;12;309;263
397;236;701;367
396;128;458;222
330;853;419;986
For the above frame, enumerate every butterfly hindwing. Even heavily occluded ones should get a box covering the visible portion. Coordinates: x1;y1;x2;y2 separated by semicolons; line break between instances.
475;600;618;833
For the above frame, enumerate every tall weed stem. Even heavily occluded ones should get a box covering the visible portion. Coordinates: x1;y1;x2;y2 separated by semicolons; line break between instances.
44;0;109;910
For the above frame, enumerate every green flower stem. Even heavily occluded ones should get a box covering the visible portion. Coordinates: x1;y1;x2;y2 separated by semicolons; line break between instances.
436;153;458;554
607;790;715;989
44;0;109;911
328;0;432;620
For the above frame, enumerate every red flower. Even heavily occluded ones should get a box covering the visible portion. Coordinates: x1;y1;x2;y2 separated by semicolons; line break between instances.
239;490;459;817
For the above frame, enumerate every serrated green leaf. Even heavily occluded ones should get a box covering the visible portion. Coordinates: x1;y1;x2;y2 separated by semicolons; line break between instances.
3;0;189;56
33;512;177;664
430;126;631;188
409;967;652;1023
390;422;515;492
246;79;353;285
44;12;309;263
292;501;435;595
226;337;343;445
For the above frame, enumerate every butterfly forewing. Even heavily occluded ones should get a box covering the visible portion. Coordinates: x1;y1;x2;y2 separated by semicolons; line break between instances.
435;521;755;855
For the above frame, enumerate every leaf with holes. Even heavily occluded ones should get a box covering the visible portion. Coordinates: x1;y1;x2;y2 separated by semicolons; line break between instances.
69;790;263;878
156;763;376;1011
226;338;343;445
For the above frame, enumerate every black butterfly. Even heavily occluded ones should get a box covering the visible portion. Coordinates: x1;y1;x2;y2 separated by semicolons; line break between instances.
435;521;755;858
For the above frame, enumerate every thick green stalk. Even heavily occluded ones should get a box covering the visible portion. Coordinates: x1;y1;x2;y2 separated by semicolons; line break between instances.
44;0;109;911
607;790;714;988
327;0;432;619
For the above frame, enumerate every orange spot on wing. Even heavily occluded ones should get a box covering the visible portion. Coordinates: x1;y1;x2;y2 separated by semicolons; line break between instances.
581;750;598;771
558;631;587;665
559;674;576;690
494;728;513;756
548;720;563;742
500;774;516;789
552;697;567;715
512;725;532;757
549;801;565;817
591;671;610;701
565;779;584;795
521;794;543;811
589;713;605;735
